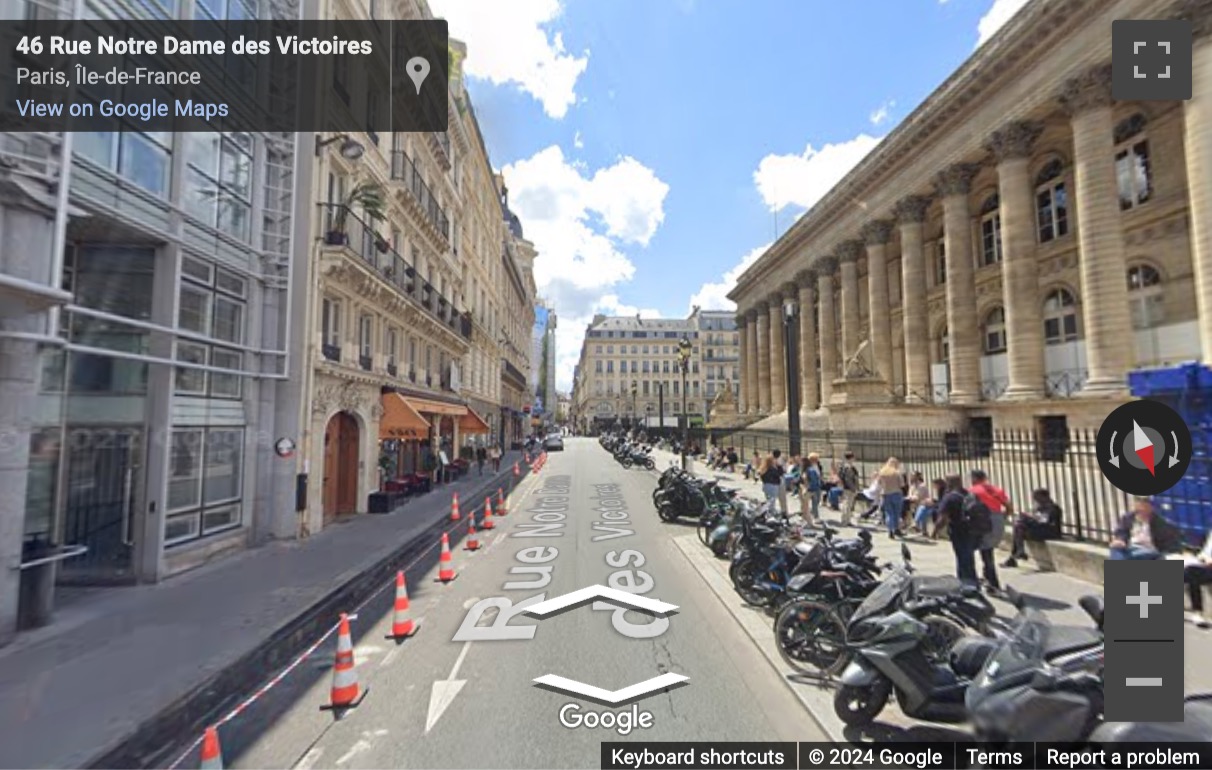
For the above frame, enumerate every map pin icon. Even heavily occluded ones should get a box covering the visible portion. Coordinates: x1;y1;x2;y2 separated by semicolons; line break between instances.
405;56;430;95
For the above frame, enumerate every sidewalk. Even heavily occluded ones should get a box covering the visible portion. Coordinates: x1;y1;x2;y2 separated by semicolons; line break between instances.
650;447;1212;696
0;452;527;770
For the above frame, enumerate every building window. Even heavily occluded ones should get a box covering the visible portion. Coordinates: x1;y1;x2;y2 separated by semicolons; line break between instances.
595;360;603;373
979;193;1002;266
386;326;399;374
663;360;670;373
982;306;1007;354
607;345;614;354
1035;159;1069;243
936;241;946;285
630;360;638;373
175;256;246;399
321;297;341;361
166;428;244;545
937;326;949;364
642;361;650;373
606;361;614;373
1115;114;1151;211
1127;263;1164;330
1043;288;1079;345
182;132;253;242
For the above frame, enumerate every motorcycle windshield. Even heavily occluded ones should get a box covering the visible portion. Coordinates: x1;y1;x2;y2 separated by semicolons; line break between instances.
849;569;911;625
973;609;1049;690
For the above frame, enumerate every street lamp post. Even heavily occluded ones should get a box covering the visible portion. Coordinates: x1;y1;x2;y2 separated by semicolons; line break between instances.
630;381;638;431
677;336;692;471
784;300;802;457
658;382;665;431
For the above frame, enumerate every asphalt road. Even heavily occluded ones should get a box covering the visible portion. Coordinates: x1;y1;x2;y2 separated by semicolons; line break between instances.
219;437;825;769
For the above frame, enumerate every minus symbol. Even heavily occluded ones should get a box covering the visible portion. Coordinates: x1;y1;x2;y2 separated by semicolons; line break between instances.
1126;678;1164;687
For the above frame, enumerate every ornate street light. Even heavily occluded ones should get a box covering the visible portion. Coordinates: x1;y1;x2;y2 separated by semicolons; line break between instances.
677;336;692;471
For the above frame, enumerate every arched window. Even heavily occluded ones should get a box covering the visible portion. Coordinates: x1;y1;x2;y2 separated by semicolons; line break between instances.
979;193;1002;266
1115;113;1152;210
982;306;1007;354
1035;159;1069;242
1127;263;1164;329
1043;289;1079;345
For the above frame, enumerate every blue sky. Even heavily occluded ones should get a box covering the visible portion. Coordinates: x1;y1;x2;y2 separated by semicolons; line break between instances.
429;0;1031;390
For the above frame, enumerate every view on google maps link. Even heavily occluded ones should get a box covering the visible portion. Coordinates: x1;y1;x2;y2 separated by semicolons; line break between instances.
0;0;1211;769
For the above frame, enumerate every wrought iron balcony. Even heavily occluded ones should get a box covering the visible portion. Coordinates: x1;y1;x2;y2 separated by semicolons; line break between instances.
322;343;341;362
359;354;372;371
390;151;450;241
387;361;398;377
1045;368;1087;398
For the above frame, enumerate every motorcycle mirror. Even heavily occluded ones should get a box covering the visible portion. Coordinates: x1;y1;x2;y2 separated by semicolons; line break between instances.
1030;670;1059;692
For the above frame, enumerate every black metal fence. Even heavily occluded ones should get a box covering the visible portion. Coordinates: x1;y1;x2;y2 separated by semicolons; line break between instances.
687;426;1211;546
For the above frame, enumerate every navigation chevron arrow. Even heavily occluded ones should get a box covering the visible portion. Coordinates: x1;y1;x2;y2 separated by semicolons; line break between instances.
533;673;689;704
523;585;678;617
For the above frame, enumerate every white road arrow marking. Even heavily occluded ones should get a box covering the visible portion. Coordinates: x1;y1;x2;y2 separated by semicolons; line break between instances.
524;585;678;617
533;672;689;703
425;640;471;733
1170;430;1181;468
1109;430;1120;468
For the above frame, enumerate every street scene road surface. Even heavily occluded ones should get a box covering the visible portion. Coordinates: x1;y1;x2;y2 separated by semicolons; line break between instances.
218;438;820;769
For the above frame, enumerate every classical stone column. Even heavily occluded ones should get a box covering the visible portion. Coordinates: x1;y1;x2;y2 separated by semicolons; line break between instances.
755;300;771;413
837;240;864;367
816;257;838;404
934;163;982;404
1178;0;1212;361
736;313;749;413
1060;64;1135;393
861;220;895;382
769;291;789;413
796;269;819;411
746;308;760;414
895;195;932;402
989;120;1046;400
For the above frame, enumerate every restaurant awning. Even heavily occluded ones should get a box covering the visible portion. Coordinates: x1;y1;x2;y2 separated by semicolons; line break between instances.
460;407;491;435
404;396;468;417
379;393;431;440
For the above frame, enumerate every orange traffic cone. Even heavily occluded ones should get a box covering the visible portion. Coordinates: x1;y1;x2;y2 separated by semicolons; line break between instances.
513;462;519;478
386;572;418;640
322;613;366;711
466;521;480;551
438;533;457;582
200;726;223;770
450;492;461;521
482;498;495;529
497;487;507;515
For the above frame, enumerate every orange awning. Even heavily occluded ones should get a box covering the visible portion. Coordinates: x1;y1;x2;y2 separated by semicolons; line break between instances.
379;393;431;440
459;407;491;435
404;396;468;417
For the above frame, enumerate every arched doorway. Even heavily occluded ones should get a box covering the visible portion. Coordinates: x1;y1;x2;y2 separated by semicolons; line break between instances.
323;412;360;522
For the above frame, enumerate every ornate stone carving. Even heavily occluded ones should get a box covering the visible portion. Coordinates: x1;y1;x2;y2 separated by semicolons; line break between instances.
894;195;932;224
836;240;865;264
987;120;1044;162
745;307;760;321
934;162;982;196
843;338;875;378
1059;64;1114;116
753;298;769;313
370;402;385;421
1172;0;1212;40
794;268;816;289
779;281;799;300
861;219;895;245
735;313;747;329
814;255;839;275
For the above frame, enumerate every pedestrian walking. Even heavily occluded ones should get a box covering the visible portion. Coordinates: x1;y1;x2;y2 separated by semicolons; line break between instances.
476;445;487;476
876;458;905;539
968;469;1010;593
837;451;860;526
799;453;823;527
773;449;790;515
490;444;501;472
759;452;783;508
939;474;979;587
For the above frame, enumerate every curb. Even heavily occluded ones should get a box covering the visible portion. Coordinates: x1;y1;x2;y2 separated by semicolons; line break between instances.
86;465;531;770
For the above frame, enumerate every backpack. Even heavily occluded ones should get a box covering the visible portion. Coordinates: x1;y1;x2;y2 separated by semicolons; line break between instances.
960;492;993;537
838;463;859;490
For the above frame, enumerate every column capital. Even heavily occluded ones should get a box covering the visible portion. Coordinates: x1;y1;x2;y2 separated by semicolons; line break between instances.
987;120;1044;163
735;313;747;328
894;194;932;224
860;219;895;245
814;255;838;275
766;290;786;308
1059;63;1114;116
751;299;768;315
1172;0;1212;40
779;281;799;301
795;267;816;289
934;162;982;197
836;240;865;264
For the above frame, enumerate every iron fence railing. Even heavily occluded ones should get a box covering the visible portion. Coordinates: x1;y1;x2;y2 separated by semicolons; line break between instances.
677;425;1212;544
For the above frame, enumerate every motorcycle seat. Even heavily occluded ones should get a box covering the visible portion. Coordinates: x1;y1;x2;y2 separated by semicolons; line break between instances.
910;575;964;597
793;541;817;557
1044;625;1103;659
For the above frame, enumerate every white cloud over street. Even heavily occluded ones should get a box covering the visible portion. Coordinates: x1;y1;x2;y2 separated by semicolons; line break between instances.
686;242;770;313
976;0;1030;46
752;134;883;213
429;0;589;119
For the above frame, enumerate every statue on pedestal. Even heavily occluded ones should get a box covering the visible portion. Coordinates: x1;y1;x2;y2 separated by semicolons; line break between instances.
843;338;875;379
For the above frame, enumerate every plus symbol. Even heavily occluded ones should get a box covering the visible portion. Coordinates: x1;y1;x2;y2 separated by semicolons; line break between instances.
1126;581;1163;619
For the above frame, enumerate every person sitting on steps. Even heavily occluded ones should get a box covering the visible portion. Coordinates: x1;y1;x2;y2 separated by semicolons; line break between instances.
1002;488;1063;568
1108;497;1181;560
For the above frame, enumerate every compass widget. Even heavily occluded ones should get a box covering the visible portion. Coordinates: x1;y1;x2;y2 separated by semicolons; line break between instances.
1097;399;1192;496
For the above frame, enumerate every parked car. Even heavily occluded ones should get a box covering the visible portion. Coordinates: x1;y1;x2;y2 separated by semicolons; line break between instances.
544;433;565;451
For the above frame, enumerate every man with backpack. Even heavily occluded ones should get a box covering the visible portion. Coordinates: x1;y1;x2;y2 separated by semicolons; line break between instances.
968;469;1011;593
837;451;860;526
939;474;978;586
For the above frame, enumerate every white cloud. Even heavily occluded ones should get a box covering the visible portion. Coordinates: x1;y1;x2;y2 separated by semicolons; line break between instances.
429;0;589;119
686;242;771;314
753;134;883;212
502;147;670;390
573;131;584;149
869;100;895;127
976;0;1031;46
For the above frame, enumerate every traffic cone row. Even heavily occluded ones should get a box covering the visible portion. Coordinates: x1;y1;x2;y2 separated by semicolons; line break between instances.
482;498;495;530
513;461;520;478
450;492;461;521
386;571;418;640
438;532;457;582
497;487;507;515
322;613;366;711
466;521;480;551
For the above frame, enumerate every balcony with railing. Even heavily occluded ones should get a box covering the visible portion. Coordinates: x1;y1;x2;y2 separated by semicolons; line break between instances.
390;151;451;242
319;202;465;341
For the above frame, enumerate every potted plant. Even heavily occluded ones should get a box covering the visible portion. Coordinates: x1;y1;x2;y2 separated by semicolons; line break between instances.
325;182;386;246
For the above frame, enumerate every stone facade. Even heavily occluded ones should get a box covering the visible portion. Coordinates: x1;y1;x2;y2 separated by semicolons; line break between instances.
730;0;1212;432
